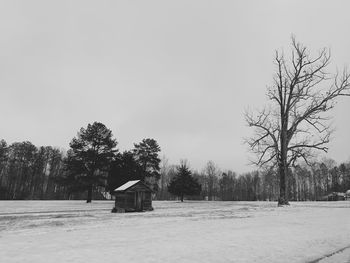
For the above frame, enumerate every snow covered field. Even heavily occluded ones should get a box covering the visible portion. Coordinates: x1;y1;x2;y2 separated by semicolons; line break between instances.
0;201;349;263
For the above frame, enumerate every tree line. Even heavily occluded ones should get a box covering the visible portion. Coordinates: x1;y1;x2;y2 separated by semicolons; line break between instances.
0;122;162;202
0;140;66;200
158;159;350;202
1;122;349;202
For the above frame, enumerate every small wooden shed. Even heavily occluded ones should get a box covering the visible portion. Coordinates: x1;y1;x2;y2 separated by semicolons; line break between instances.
112;180;153;212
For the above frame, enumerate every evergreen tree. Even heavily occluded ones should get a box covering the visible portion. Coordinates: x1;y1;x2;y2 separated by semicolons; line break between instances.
107;151;142;194
65;122;117;203
168;163;201;202
133;138;161;191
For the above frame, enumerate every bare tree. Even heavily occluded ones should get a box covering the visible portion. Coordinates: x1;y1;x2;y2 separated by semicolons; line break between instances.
204;161;220;200
157;155;171;200
245;37;350;205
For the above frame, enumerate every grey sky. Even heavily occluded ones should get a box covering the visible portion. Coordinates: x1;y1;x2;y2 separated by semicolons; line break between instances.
1;0;349;173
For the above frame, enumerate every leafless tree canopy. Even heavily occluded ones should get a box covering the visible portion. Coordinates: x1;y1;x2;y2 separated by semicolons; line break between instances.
245;37;350;205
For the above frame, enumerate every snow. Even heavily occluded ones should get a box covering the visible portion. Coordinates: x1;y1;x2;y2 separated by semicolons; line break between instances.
114;180;141;191
318;247;350;263
0;201;349;263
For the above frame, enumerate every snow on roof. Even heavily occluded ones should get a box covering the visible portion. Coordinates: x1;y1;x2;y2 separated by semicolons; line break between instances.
114;180;141;192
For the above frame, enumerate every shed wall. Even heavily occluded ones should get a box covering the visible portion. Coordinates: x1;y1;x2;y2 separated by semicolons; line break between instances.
114;182;153;212
115;192;134;209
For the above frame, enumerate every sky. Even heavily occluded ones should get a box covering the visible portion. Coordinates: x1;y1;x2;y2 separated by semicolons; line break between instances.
0;0;350;173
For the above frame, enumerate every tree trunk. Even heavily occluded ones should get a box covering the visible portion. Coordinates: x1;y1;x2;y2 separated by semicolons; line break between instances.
278;163;289;206
278;119;290;206
86;184;93;203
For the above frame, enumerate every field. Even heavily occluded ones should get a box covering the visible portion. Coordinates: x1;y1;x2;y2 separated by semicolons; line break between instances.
0;201;349;263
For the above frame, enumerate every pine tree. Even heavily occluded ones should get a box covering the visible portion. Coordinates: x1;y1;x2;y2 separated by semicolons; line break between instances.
66;122;117;203
168;163;201;202
107;151;142;194
133;138;161;191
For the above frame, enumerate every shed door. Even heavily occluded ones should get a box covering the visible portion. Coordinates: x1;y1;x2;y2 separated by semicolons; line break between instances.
136;192;143;211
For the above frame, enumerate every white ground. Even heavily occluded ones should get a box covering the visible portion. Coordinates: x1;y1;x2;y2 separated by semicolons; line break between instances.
0;201;349;263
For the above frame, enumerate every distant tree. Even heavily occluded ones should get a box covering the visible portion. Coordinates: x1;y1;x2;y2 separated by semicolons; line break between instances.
7;141;37;199
66;122;117;203
252;171;260;201
260;167;278;201
0;139;9;198
157;155;171;200
43;147;66;199
310;163;320;201
245;37;350;205
330;166;340;192
133;138;161;191
0;139;8;186
219;171;236;201
204;161;219;200
339;163;350;192
319;162;330;194
168;162;201;202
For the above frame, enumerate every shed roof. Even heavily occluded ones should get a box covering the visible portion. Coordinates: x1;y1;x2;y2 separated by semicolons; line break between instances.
114;180;141;191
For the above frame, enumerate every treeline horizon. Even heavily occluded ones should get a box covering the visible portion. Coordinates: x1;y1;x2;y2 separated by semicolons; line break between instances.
158;159;350;201
0;136;349;201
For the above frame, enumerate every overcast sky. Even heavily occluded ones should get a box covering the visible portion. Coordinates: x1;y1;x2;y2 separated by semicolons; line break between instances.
1;0;349;173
